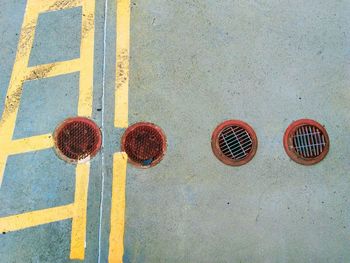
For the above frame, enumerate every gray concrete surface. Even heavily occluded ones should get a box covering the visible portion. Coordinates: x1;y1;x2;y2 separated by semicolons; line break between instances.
0;0;350;262
123;1;350;262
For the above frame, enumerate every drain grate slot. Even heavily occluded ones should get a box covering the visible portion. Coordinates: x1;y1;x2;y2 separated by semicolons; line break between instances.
284;119;329;165
219;126;253;160
292;125;326;158
212;120;258;166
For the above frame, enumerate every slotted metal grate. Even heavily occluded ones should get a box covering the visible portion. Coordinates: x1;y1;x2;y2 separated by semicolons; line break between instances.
121;122;167;168
218;126;253;160
54;117;102;163
283;119;330;165
292;125;326;158
211;120;258;166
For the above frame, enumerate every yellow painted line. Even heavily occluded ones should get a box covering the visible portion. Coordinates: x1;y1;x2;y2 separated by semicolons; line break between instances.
0;0;95;260
0;154;8;187
110;1;131;261
0;3;39;187
70;163;90;260
108;152;128;263
114;0;131;128
8;133;54;155
26;58;81;80
78;0;95;117
27;0;82;13
0;8;38;143
0;204;74;233
69;1;95;257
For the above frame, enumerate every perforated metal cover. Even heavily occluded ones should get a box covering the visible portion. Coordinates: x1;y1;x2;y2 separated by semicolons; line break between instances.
121;122;167;168
54;117;102;163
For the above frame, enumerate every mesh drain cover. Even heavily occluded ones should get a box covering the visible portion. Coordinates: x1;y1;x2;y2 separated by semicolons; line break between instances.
283;119;329;165
211;120;258;166
54;117;102;163
121;122;167;168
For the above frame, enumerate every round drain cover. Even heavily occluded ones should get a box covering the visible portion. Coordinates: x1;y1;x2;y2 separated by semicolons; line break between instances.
283;119;329;165
211;120;258;166
121;122;167;168
54;117;102;163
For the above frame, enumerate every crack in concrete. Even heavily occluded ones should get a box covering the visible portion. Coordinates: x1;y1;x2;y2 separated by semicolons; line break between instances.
97;0;109;261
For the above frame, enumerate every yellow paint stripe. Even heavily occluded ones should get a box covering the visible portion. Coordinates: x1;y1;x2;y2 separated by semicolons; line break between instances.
78;0;95;117
0;3;39;187
8;133;54;155
108;152;128;263
0;1;95;261
27;0;82;13
70;1;95;257
0;9;38;141
0;154;8;186
70;162;90;260
0;204;74;233
26;59;81;80
114;0;131;128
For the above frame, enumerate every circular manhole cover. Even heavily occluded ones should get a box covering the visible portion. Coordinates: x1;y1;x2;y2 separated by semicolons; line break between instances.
211;120;258;166
283;119;330;165
121;122;167;168
53;117;102;163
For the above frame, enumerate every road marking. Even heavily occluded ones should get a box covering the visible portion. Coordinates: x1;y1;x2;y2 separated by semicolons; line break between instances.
114;0;131;128
0;204;74;232
9;134;54;155
70;163;91;259
108;0;131;261
26;59;81;81
108;152;128;263
0;0;95;260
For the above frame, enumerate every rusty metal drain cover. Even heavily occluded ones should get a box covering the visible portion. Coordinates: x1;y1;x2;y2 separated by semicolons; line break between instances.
283;119;330;165
121;122;167;168
53;117;102;163
211;120;258;166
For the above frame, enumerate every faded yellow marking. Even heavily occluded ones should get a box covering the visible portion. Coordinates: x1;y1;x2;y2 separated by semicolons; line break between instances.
9;134;54;155
0;204;74;233
78;0;95;117
26;58;81;80
70;163;90;259
114;0;131;128
0;0;95;260
0;154;8;187
0;8;39;153
109;1;131;261
108;152;128;263
27;0;82;13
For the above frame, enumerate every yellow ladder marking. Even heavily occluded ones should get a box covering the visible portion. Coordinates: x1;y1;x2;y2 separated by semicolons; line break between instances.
0;0;95;260
108;152;128;263
114;0;131;128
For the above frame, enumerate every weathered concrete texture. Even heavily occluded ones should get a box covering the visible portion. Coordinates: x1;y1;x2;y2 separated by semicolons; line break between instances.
0;0;350;262
124;1;350;262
